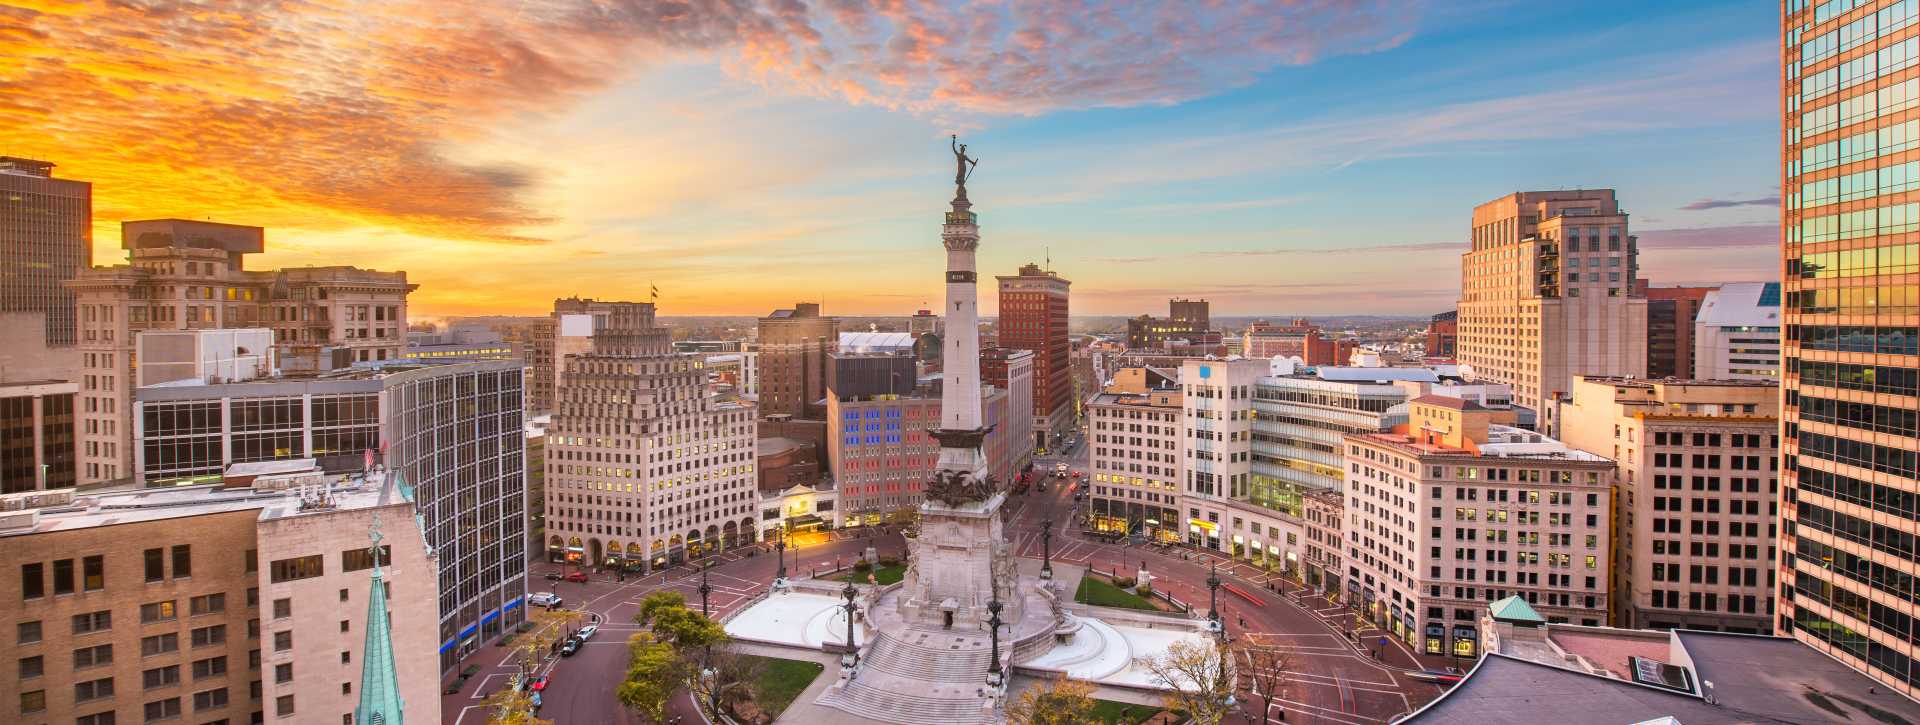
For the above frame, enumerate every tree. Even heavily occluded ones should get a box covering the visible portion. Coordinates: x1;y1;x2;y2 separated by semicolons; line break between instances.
1006;674;1098;725
480;685;553;725
1240;644;1295;725
636;590;689;629
616;632;684;723
649;603;728;650
1136;638;1237;725
690;646;765;719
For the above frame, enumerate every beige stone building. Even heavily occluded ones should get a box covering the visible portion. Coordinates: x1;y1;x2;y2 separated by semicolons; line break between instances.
1556;377;1779;633
64;220;412;485
0;473;439;725
1457;190;1648;421
1344;396;1615;658
1086;370;1183;542
542;300;759;571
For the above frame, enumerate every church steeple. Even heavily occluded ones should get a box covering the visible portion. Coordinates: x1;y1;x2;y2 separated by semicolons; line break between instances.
355;512;405;725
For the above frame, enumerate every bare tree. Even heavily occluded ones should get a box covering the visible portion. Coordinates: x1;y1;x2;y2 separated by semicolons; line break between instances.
1135;638;1237;725
1240;644;1295;724
1006;674;1098;725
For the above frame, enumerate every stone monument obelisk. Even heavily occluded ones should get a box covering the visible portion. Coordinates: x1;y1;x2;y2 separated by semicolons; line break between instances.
895;137;1021;633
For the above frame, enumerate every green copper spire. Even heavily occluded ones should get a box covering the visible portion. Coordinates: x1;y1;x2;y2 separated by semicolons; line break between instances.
356;512;405;725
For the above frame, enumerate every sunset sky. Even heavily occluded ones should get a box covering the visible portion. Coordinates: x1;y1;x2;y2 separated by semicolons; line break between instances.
4;0;1779;318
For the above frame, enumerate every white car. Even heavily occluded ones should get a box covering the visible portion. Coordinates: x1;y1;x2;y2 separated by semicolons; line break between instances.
528;592;563;607
575;623;599;641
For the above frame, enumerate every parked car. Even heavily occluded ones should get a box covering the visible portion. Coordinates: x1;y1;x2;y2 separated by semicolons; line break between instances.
560;636;582;657
517;675;548;692
575;624;599;642
564;571;589;583
528;592;563;607
543;572;563;582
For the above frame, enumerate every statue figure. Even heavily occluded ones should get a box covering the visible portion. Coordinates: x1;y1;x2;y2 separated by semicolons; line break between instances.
951;135;978;187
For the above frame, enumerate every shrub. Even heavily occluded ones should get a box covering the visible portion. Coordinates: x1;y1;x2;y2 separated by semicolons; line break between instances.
497;635;515;647
1112;576;1137;588
853;560;873;573
444;680;462;695
461;664;481;677
517;621;533;633
878;556;900;567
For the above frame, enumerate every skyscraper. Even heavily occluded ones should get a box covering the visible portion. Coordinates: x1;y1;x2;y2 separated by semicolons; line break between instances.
1456;190;1648;417
996;263;1071;448
1644;285;1715;379
0;157;91;347
1781;0;1920;698
757;302;839;419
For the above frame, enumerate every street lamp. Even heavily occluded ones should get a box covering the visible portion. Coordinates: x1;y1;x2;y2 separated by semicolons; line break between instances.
774;529;789;590
1206;561;1224;639
986;597;1005;688
840;580;860;672
699;564;712;616
1040;516;1054;580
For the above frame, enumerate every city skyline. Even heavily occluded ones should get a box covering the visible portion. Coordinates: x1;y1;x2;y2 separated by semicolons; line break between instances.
6;0;1778;318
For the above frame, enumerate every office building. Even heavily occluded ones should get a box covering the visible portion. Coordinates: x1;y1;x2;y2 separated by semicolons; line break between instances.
1694;281;1782;381
827;373;1026;526
0;157;91;347
1557;377;1780;633
980;346;1035;475
1175;358;1291;561
997;263;1073;447
0;472;441;725
1;380;77;493
1426;310;1458;359
134;361;527;671
1301;488;1345;596
1644;286;1715;379
1087;376;1183;543
828;351;917;400
1243;318;1355;366
64;220;414;485
758;302;839;419
1126;298;1215;352
524;317;557;414
542;301;759;572
1345;397;1615;656
1781;0;1920;697
908;308;942;337
1456;190;1648;415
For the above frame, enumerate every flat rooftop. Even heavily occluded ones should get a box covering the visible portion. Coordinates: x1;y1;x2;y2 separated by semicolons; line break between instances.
3;471;408;537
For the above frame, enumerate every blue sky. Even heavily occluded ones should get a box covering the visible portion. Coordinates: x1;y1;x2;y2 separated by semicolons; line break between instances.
15;0;1781;317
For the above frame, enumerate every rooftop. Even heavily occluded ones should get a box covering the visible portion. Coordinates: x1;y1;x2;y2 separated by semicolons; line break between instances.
1696;282;1782;328
3;470;410;537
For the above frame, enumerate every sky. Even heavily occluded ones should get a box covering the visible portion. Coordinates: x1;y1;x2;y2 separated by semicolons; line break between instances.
2;0;1781;318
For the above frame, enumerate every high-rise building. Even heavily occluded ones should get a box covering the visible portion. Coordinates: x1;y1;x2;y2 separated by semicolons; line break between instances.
1175;358;1267;553
1644;285;1716;379
1086;376;1183;542
0;157;91;347
1782;0;1920;696
1345;397;1615;657
524;317;557;413
1243;318;1355;365
997;263;1072;447
1456;190;1649;416
0;472;442;725
1694;281;1782;381
980;346;1034;474
827;374;1026;527
757;302;839;420
1556;377;1780;633
132;360;528;672
0;380;77;493
64;220;414;485
1426;310;1458;359
542;300;758;573
1126;298;1215;352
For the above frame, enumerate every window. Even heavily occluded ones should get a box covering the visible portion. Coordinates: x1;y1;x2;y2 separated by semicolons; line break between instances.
20;689;45;714
21;562;43;599
144;696;182;722
340;546;390;573
267;555;322;583
192;688;228;711
77;676;116;701
171;546;191;579
142;663;180;686
18;654;43;679
272;599;291;619
191;625;226;648
272;631;292;653
17;620;40;644
273;663;292;684
77;712;116;725
53;558;74;595
142;600;178;623
190;593;225;616
146;548;165;582
82;554;105;591
74;644;113;669
74;610;112;635
192;656;227;680
275;694;294;717
141;633;179;657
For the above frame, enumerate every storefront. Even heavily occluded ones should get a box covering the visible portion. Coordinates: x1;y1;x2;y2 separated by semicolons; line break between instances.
1451;626;1478;657
1424;624;1446;655
1187;519;1220;551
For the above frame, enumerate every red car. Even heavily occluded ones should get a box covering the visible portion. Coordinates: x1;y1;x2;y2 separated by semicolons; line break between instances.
564;571;589;583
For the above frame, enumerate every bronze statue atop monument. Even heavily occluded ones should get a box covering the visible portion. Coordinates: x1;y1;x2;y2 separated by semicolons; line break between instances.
952;134;978;187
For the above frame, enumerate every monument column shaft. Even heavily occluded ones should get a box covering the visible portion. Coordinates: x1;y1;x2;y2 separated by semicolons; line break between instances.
942;244;983;432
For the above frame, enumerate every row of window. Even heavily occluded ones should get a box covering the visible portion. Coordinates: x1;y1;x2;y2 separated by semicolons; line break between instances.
1794;201;1920;244
1798;78;1918;138
1795;359;1920;396
1791;242;1920;278
1793;323;1920;355
1789;283;1920;314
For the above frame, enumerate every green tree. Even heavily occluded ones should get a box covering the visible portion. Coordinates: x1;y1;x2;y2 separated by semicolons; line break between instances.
636;590;688;629
616;633;684;723
1006;674;1098;725
650;604;728;650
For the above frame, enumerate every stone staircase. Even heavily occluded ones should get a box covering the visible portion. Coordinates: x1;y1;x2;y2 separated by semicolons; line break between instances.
816;632;998;725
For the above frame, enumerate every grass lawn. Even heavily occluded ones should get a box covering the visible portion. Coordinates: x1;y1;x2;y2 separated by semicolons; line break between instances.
1089;698;1164;724
835;563;907;585
1076;575;1159;611
742;655;824;719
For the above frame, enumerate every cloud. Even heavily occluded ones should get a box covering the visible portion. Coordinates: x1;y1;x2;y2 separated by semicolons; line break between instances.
1637;224;1777;250
1088;241;1456;264
1679;196;1779;210
3;0;1416;244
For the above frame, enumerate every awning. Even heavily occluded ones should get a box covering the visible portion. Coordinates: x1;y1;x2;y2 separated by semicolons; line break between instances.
1425;625;1445;637
565;546;584;552
787;514;825;526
